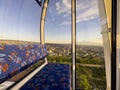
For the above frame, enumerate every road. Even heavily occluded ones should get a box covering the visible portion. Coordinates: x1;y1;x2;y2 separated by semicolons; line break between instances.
77;63;104;68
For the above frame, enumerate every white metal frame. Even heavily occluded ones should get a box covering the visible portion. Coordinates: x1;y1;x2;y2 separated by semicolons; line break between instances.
117;0;120;90
40;0;49;64
9;62;48;90
97;0;111;90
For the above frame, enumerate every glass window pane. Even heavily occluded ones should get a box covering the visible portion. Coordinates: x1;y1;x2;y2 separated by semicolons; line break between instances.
76;0;106;89
45;0;71;64
0;0;42;83
0;0;41;44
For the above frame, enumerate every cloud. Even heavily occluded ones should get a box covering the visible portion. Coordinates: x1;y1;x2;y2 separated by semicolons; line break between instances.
55;0;99;25
62;21;71;25
76;0;99;23
56;0;71;15
56;2;61;11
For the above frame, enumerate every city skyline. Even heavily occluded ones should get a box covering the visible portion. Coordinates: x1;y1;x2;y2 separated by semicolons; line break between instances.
0;0;103;45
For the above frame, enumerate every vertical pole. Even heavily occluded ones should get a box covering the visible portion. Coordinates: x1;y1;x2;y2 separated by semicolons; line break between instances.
40;0;49;63
71;0;76;90
40;0;49;45
111;0;117;89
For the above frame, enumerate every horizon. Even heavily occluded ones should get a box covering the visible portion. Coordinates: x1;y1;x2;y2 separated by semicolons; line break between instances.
0;39;103;46
0;0;102;45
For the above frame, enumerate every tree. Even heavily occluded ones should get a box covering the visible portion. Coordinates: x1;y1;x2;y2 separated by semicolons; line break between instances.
79;74;92;90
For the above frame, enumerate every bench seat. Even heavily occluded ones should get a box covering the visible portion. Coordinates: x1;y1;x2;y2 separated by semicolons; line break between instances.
0;44;48;82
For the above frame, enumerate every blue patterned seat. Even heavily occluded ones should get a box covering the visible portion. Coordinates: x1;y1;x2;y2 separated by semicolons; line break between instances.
20;63;70;90
0;44;70;90
0;44;48;82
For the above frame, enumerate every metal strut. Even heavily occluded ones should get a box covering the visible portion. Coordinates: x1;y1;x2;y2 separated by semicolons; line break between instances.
40;0;49;63
71;0;76;90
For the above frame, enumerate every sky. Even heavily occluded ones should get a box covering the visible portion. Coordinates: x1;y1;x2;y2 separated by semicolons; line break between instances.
0;0;103;45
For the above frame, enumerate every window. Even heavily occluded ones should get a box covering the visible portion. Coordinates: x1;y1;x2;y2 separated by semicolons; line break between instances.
0;0;41;44
76;0;106;89
0;0;43;83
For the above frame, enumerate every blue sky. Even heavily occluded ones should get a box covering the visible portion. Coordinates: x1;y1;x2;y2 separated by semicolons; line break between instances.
0;0;102;45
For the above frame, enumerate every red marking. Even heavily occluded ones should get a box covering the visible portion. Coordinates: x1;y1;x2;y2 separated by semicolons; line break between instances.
0;44;5;50
8;58;12;60
14;51;18;55
0;63;9;73
11;52;15;56
26;50;30;58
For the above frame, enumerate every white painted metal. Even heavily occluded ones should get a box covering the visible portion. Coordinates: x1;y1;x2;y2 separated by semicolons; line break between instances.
44;57;48;63
0;81;15;90
101;18;107;26
40;0;49;63
117;0;120;90
40;0;49;45
71;0;76;90
117;49;120;90
97;0;111;90
117;0;120;35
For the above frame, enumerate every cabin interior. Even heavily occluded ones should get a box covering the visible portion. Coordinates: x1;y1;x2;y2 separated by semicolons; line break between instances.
0;0;119;90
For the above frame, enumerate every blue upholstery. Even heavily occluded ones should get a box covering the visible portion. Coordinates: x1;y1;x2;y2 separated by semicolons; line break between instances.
20;63;70;90
0;44;48;82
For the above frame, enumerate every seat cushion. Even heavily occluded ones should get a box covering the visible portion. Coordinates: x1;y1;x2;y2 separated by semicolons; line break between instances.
20;63;70;90
0;44;48;82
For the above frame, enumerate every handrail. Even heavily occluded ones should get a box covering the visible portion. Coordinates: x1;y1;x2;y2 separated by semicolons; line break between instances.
9;61;48;90
40;0;49;63
40;0;49;45
71;0;76;90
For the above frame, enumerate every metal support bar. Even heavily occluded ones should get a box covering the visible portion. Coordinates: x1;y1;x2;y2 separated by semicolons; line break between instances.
111;0;117;89
97;0;111;90
40;0;49;45
116;0;120;90
9;62;48;90
40;0;49;63
71;0;76;90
